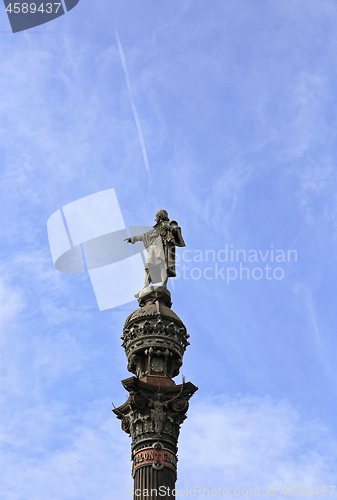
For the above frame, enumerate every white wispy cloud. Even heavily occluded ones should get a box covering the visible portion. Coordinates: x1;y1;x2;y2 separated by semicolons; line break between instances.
178;395;337;493
0;272;24;333
1;394;335;499
1;398;132;500
115;31;150;174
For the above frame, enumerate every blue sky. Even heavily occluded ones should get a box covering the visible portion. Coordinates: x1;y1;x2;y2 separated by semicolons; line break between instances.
1;0;337;498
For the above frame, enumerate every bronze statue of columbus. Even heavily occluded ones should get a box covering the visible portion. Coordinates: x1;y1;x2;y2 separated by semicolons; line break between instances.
125;209;185;292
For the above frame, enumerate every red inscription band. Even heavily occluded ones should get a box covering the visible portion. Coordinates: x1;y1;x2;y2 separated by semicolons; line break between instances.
133;448;177;475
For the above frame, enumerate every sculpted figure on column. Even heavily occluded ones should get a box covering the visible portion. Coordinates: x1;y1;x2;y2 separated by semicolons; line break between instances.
125;210;185;293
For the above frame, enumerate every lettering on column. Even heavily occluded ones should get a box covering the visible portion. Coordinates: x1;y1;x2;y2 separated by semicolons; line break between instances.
132;448;177;476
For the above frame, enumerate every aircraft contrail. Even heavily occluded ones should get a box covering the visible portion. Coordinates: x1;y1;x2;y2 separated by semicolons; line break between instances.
115;31;150;174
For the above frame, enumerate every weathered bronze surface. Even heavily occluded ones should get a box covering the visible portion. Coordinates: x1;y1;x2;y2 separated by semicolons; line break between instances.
125;210;185;294
121;288;190;380
116;214;196;499
114;376;197;468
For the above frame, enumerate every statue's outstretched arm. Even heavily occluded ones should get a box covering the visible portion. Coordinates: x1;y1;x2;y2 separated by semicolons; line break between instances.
124;235;143;244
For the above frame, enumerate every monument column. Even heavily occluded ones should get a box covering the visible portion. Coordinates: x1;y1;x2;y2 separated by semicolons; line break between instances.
114;287;197;499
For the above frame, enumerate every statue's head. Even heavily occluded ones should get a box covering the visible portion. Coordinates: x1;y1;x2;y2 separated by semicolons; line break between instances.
155;209;169;223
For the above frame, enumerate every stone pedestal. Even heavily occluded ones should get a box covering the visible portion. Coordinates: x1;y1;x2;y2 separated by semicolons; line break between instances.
114;287;197;499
